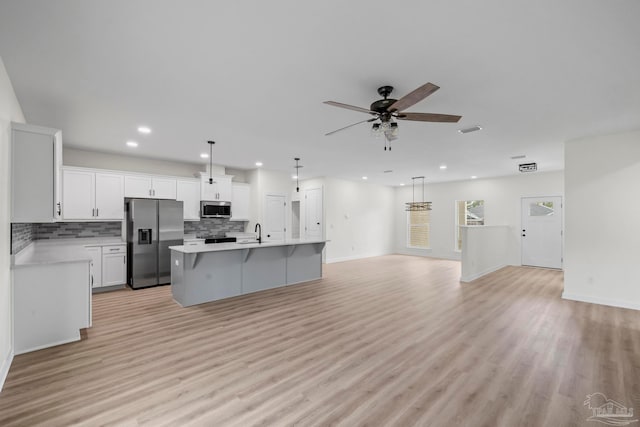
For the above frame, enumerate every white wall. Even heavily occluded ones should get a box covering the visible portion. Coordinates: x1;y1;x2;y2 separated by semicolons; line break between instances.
245;168;294;238
0;56;26;390
297;177;395;263
563;130;640;310
64;147;205;177
394;171;564;265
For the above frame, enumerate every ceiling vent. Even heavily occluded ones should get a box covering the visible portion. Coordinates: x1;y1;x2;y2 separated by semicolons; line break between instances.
383;170;393;174
510;155;526;160
458;125;482;134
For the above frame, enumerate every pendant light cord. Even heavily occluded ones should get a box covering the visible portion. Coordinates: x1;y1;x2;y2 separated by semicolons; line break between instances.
208;141;215;184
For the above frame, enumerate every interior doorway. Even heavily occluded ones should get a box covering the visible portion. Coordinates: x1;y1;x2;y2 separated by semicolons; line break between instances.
521;196;563;269
304;187;323;240
264;193;286;241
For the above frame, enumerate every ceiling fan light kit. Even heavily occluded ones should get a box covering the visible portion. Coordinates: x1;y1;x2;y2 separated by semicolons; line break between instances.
324;82;462;151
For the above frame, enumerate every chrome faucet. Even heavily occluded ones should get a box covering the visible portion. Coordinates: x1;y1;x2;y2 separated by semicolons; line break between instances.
255;223;262;244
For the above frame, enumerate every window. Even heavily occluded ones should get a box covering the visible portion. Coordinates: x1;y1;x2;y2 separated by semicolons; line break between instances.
529;201;554;216
455;200;484;251
407;209;430;249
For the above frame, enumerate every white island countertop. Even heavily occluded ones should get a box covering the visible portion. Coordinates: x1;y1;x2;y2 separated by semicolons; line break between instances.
169;239;327;254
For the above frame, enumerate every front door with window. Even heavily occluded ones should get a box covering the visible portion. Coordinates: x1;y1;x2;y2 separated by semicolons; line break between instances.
521;196;563;269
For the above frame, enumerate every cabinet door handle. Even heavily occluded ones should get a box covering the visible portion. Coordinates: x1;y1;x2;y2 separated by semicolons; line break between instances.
149;189;152;196
91;274;93;286
96;208;99;217
92;208;95;217
109;248;119;251
57;202;62;216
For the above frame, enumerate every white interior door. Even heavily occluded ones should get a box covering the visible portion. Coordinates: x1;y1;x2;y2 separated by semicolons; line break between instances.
304;187;323;240
521;196;563;269
264;194;286;241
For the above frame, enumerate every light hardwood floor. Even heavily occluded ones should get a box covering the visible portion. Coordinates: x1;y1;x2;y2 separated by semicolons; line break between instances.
1;255;639;426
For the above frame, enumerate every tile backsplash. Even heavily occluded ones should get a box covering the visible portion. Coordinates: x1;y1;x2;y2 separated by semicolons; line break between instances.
35;222;123;240
12;221;123;254
10;223;35;254
184;219;246;236
11;219;246;254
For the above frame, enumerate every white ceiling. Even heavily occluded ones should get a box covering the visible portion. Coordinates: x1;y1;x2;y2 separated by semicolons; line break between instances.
1;0;639;186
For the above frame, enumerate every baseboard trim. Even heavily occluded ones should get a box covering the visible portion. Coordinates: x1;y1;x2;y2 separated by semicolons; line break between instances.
15;333;81;356
0;349;14;392
562;292;640;311
325;253;391;264
461;264;507;283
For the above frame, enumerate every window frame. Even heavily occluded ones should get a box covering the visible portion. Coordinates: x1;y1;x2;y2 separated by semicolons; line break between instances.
406;209;430;249
455;200;485;251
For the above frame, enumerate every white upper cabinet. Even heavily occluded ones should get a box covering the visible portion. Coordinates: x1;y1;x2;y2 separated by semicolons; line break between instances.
11;123;63;222
124;175;153;198
125;175;176;199
95;173;125;219
63;169;124;220
230;183;250;221
62;170;95;219
201;174;232;201
152;177;177;199
176;179;201;221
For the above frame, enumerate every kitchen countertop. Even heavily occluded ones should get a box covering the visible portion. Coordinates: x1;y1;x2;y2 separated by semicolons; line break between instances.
11;237;126;268
169;239;327;254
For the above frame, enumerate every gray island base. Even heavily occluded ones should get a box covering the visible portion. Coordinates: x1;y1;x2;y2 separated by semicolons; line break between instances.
169;240;327;307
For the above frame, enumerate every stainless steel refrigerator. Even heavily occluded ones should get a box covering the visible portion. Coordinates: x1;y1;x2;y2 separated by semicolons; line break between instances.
126;199;184;289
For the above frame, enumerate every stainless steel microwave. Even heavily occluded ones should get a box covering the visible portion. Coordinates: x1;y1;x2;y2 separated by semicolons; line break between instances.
200;201;231;218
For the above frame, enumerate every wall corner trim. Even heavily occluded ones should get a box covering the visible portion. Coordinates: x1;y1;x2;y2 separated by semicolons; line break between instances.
562;292;640;311
0;348;14;392
460;264;508;283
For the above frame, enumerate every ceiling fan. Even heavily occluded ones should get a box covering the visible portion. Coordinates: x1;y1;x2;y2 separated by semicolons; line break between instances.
324;82;462;150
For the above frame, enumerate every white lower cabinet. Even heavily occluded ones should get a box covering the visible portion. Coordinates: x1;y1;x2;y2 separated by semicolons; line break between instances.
87;244;127;289
86;246;103;288
102;245;127;287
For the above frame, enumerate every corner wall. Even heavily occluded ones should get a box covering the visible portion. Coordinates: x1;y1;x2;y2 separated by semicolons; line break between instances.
393;171;564;264
563;130;640;310
0;56;26;390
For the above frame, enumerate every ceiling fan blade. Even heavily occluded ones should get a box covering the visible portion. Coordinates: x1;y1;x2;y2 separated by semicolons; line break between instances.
325;118;377;136
389;82;440;112
323;101;375;115
396;112;462;123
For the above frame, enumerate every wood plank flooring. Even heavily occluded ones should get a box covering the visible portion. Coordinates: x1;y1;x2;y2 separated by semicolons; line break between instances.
1;255;639;426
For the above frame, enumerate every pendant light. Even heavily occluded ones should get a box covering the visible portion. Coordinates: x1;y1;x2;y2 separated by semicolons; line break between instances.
294;157;302;192
405;176;432;211
207;140;215;184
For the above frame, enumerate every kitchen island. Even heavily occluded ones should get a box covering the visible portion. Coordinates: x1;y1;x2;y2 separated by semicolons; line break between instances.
169;239;327;307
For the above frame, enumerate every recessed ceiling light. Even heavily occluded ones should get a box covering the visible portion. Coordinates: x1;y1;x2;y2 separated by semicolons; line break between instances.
255;161;263;167
126;141;138;148
458;125;482;134
400;183;405;186
471;175;478;179
439;165;447;170
200;153;209;158
362;176;368;180
292;175;298;179
137;126;151;134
